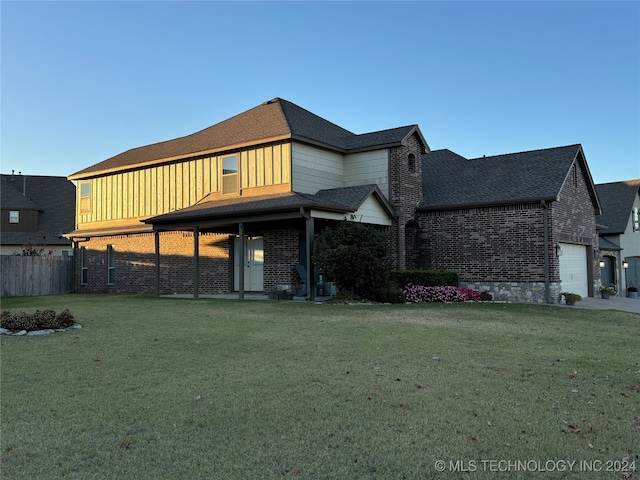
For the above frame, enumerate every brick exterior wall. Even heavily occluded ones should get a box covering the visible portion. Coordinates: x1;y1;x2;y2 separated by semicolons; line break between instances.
74;227;307;296
263;227;303;293
389;133;424;269
75;231;231;295
550;161;600;295
419;203;547;282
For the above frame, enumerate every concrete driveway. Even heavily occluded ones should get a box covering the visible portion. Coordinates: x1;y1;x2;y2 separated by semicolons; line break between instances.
565;295;640;314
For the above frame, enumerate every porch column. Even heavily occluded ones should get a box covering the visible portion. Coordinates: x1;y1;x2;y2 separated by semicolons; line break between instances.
193;226;199;299
305;214;315;301
238;223;245;300
154;230;160;296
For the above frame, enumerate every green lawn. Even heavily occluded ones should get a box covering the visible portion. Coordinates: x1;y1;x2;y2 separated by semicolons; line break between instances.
1;295;638;479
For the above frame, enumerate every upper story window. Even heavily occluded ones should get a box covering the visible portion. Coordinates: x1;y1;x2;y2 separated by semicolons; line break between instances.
80;182;91;214
408;154;416;173
9;211;19;223
222;155;239;195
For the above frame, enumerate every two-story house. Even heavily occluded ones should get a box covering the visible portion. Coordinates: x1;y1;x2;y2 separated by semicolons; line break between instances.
1;173;75;256
596;179;640;292
66;97;601;302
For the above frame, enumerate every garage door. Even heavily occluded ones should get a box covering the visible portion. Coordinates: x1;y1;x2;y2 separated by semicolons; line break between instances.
559;243;588;297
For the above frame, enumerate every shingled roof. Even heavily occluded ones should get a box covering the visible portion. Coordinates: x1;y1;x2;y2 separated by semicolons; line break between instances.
145;184;392;227
69;98;427;179
419;144;601;212
1;174;76;247
595;179;640;234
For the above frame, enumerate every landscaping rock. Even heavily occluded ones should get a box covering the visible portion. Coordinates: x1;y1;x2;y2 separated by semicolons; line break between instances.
1;325;82;336
27;329;55;336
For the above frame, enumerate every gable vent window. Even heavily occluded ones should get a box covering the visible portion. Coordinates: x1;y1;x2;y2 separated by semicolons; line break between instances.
222;155;239;195
9;211;19;223
80;182;91;214
573;164;578;188
408;154;416;173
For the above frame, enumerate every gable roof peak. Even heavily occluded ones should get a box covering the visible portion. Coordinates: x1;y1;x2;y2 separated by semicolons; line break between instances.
469;143;582;161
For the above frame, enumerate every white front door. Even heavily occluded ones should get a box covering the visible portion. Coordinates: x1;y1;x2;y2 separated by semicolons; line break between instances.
234;236;264;292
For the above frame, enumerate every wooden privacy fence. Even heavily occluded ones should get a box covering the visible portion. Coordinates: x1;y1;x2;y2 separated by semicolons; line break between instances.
1;256;74;297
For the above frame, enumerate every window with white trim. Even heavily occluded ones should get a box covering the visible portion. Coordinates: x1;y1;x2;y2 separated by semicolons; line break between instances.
9;211;19;223
222;155;239;195
80;182;91;214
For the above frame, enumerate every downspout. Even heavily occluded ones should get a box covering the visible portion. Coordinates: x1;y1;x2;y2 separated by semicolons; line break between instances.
541;200;551;304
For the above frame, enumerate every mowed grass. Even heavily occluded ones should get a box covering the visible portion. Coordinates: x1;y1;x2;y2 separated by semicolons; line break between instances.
1;295;638;479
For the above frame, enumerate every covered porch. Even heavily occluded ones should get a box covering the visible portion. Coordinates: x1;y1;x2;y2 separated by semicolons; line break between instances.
144;185;394;300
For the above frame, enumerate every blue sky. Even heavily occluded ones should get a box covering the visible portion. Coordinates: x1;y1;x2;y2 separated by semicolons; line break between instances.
2;1;639;184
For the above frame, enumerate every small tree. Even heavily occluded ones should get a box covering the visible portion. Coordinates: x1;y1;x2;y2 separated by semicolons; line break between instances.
313;220;391;299
13;243;47;256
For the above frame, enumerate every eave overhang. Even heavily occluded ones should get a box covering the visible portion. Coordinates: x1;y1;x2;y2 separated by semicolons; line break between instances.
64;224;155;239
417;196;558;212
68;134;293;180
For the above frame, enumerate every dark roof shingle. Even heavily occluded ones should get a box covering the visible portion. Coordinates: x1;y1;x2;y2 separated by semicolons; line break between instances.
70;98;424;179
419;145;596;210
145;184;389;226
595;179;640;234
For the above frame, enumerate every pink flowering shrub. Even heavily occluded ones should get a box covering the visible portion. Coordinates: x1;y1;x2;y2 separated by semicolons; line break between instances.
402;284;481;303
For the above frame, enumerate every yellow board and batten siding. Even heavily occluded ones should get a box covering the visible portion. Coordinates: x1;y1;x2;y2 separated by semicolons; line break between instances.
76;143;291;229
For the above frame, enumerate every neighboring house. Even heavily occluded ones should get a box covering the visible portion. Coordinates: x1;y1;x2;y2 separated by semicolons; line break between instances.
595;179;640;293
1;173;76;256
66;97;602;302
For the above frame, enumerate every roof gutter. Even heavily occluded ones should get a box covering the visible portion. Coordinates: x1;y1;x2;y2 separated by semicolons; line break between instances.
417;196;558;212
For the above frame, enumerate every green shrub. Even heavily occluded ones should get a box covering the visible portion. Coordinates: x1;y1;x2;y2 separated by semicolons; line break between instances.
1;308;76;332
375;287;406;304
331;290;361;303
479;291;493;301
313;221;391;300
390;269;458;289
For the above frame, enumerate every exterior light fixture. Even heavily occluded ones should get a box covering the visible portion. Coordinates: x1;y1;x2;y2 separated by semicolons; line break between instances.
555;245;563;256
599;260;605;268
623;261;629;269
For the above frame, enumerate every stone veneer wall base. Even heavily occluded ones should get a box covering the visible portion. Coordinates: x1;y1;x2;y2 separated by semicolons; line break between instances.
461;281;562;304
